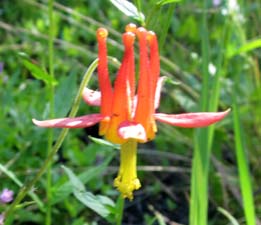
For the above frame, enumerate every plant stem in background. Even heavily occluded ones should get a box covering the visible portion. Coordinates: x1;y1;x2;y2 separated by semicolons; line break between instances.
46;0;55;224
190;0;210;224
232;90;256;225
227;4;257;223
134;0;144;26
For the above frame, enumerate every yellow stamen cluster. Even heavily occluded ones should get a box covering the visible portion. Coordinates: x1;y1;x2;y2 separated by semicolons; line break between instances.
113;140;141;200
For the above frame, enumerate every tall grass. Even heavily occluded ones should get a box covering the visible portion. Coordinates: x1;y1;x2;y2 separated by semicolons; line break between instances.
46;0;55;224
189;1;212;224
190;0;257;224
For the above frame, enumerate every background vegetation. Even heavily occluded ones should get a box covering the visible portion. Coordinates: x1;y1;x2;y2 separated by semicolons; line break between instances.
0;0;260;224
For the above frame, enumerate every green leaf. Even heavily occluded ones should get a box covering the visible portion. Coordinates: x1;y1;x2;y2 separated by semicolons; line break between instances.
62;165;85;191
229;39;261;57
22;59;57;86
62;165;115;218
51;155;114;205
54;72;77;117
157;0;182;6
110;0;145;22
88;136;120;149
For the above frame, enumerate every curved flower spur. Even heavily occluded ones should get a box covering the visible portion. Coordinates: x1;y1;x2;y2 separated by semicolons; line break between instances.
33;24;230;200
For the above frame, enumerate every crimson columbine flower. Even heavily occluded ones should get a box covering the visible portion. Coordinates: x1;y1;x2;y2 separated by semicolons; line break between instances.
33;24;229;199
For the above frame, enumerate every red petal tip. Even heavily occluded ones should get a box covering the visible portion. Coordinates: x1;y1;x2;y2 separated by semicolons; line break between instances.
123;32;135;47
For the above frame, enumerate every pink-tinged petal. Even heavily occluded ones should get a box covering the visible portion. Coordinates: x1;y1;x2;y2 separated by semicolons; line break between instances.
154;109;230;128
118;121;147;142
32;114;105;128
154;77;166;110
82;87;101;106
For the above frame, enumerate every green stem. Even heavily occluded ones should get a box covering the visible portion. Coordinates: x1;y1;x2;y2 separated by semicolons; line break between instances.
232;90;256;225
190;1;210;224
46;0;55;224
199;0;210;111
116;196;125;225
134;0;145;26
4;59;99;223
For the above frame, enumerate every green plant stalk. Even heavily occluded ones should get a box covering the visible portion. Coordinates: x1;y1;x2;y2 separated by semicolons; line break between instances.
232;91;256;225
4;59;99;223
134;0;145;26
158;4;175;51
229;6;257;224
190;0;210;224
116;196;125;225
199;1;209;112
145;3;159;29
46;0;55;224
207;15;229;149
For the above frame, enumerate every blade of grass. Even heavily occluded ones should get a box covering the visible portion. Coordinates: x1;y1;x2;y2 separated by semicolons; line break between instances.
116;196;125;225
207;9;230;149
158;3;175;51
190;0;210;224
228;3;257;224
46;0;55;224
232;90;256;225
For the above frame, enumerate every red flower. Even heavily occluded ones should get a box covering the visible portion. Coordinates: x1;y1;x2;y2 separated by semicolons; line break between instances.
33;24;229;143
33;24;229;199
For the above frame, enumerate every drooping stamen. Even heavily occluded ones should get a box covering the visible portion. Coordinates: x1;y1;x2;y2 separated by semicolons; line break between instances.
96;28;113;135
